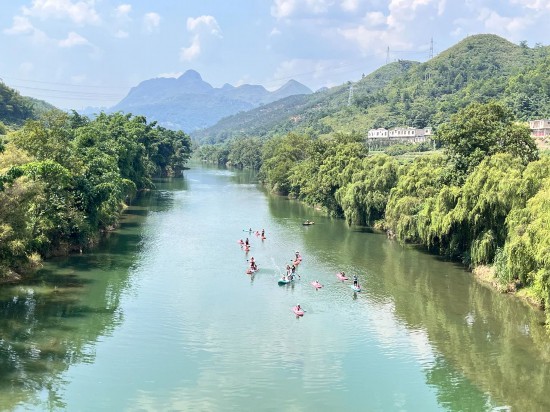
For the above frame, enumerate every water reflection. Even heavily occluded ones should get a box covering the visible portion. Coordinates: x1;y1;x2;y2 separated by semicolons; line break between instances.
0;203;149;410
267;191;550;411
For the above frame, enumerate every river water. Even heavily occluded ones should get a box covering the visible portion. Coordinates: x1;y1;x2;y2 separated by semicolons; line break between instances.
1;163;549;411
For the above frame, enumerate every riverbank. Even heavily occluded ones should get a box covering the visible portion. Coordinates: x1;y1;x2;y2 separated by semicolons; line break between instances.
473;265;545;314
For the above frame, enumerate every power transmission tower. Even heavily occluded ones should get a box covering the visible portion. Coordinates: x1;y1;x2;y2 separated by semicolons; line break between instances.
429;37;434;59
386;46;390;64
348;84;354;106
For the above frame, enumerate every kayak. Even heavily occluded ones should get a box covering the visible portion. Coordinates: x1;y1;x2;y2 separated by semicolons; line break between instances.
292;306;304;316
302;221;314;226
336;272;348;281
351;284;361;292
311;281;323;289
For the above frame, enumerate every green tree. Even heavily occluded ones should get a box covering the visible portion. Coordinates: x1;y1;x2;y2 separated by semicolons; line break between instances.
436;101;538;179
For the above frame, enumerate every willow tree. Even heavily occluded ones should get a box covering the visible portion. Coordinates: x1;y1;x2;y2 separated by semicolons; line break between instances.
503;179;550;328
259;133;312;195
385;153;449;242
290;132;368;214
452;153;525;265
335;153;399;226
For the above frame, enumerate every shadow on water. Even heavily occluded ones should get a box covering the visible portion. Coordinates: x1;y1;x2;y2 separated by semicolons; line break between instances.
0;191;152;411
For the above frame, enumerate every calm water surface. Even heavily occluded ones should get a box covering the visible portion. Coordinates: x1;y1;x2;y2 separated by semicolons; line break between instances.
1;163;549;411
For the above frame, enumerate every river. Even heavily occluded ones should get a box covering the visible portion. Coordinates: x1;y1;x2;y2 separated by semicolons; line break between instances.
1;163;549;411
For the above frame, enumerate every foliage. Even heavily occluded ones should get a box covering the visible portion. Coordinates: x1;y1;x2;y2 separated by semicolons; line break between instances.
0;110;192;276
335;154;399;225
436;101;538;179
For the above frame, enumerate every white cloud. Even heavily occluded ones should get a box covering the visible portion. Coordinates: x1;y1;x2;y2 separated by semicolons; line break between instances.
4;15;35;35
116;4;132;18
180;34;201;61
114;29;129;38
510;0;550;11
271;0;297;18
270;27;282;36
58;31;91;47
338;25;411;56
3;15;50;43
478;8;532;36
387;0;444;28
144;12;160;32
22;0;100;25
341;0;359;12
271;0;336;18
186;15;222;37
179;15;222;61
364;11;387;27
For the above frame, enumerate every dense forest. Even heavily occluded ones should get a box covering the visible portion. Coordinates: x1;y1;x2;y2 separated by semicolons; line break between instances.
0;110;192;279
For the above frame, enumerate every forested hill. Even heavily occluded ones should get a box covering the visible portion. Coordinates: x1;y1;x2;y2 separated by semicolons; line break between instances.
0;82;57;128
192;34;550;143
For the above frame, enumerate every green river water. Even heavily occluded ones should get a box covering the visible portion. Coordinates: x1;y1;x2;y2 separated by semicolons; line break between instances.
1;163;549;411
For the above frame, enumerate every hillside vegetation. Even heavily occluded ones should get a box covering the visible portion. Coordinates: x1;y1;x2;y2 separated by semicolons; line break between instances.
193;34;550;143
0;82;57;128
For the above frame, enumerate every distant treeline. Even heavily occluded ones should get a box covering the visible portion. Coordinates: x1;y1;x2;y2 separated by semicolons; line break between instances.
196;101;550;329
0;110;192;278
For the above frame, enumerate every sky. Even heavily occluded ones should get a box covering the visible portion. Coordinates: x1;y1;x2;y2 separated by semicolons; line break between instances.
0;0;548;110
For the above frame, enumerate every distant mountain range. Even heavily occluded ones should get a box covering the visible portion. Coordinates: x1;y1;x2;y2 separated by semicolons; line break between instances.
108;70;312;131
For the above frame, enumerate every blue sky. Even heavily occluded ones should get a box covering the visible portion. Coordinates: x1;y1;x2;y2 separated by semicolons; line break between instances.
1;0;548;110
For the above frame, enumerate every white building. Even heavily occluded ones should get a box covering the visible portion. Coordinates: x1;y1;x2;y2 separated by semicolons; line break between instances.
367;128;388;139
529;119;550;138
367;127;432;143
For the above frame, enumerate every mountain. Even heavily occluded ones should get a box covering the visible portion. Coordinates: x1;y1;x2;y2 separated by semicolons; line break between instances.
191;60;418;143
0;82;57;127
192;34;550;143
110;70;313;132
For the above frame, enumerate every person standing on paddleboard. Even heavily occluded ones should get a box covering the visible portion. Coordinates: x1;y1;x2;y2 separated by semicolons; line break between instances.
353;275;358;287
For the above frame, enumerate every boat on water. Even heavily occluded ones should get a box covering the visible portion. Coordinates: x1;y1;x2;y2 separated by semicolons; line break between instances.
336;272;348;281
292;306;304;316
302;220;315;226
311;281;323;289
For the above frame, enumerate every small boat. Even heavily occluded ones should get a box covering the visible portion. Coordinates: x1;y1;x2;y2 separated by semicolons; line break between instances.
336;272;348;281
302;220;315;226
311;281;323;289
351;284;361;293
278;277;292;285
292;306;304;316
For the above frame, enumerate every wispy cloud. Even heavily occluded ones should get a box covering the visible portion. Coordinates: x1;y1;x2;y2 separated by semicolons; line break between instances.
186;15;222;37
58;31;91;47
179;15;222;61
510;0;550;11
3;15;49;43
180;34;201;61
4;15;35;35
116;4;132;19
144;12;160;32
